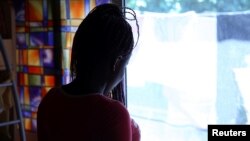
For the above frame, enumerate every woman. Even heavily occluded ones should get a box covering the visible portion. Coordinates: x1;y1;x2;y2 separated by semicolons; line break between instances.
37;3;140;141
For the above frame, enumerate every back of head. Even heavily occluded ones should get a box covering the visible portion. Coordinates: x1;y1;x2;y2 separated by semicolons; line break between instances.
70;3;135;78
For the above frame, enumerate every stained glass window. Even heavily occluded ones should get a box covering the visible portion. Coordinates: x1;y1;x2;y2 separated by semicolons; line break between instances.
14;0;111;132
60;0;111;84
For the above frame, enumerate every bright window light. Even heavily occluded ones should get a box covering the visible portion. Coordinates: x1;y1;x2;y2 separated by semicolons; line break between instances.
126;1;250;141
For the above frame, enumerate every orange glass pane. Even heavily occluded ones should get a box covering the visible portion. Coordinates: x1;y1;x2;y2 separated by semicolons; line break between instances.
44;75;55;87
28;66;43;74
24;118;32;131
28;50;40;66
23;49;28;65
24;73;29;85
27;0;43;21
24;86;30;105
70;0;85;19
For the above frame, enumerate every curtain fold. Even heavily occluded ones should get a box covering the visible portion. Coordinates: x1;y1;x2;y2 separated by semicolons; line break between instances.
217;13;250;124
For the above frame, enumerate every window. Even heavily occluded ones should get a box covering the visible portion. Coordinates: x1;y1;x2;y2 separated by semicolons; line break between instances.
126;0;250;141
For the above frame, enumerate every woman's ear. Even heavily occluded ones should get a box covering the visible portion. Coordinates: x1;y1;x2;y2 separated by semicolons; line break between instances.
113;56;123;72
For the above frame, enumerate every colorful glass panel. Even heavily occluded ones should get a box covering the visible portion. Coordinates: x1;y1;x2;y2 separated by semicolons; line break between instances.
60;0;111;84
14;0;55;132
14;0;111;132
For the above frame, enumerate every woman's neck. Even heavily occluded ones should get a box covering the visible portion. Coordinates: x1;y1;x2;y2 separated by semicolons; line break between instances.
62;78;106;96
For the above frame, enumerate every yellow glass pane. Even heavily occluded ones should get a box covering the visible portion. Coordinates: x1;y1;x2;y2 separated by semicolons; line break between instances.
24;118;32;131
60;1;67;19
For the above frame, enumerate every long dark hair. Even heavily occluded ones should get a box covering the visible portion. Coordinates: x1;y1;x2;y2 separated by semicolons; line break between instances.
70;3;139;104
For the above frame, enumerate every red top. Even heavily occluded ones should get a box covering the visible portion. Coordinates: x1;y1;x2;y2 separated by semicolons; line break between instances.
37;87;140;141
